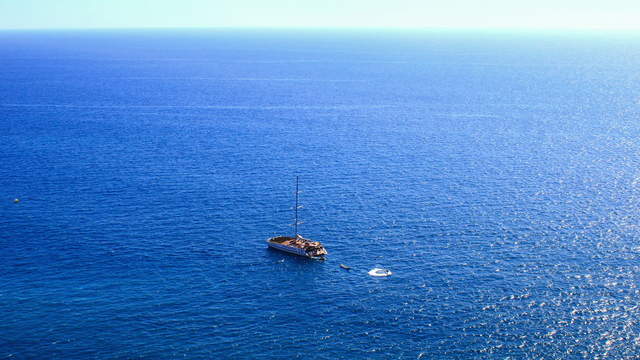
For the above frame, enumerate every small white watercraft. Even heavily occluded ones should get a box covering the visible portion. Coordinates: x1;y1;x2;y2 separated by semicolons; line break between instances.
368;268;392;277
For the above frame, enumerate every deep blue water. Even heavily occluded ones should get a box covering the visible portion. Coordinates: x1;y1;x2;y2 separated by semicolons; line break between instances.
2;29;640;358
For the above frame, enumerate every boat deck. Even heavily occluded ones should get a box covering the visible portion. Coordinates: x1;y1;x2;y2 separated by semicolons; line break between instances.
268;235;328;257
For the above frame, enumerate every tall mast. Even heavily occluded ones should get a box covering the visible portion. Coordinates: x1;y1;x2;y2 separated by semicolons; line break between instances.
294;176;299;237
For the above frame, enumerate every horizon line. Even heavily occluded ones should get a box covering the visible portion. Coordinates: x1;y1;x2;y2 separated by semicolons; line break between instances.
1;25;640;32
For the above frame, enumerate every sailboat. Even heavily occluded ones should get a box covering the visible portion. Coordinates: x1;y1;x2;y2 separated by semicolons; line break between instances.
267;177;328;259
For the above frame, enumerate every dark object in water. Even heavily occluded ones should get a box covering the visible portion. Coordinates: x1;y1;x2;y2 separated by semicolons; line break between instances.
13;198;20;203
340;264;351;270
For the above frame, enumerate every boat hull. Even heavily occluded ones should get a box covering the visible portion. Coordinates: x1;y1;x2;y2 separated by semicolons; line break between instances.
267;241;309;257
267;234;327;259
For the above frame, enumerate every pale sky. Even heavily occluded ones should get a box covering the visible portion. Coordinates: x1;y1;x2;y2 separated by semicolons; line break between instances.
1;0;639;30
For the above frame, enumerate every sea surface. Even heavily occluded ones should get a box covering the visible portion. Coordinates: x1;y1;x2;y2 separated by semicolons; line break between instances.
2;29;640;358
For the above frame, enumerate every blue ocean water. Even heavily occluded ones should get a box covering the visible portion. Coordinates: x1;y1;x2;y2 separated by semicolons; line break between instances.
2;29;640;358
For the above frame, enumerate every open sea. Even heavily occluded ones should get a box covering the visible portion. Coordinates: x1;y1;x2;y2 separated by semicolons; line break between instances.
2;29;640;358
